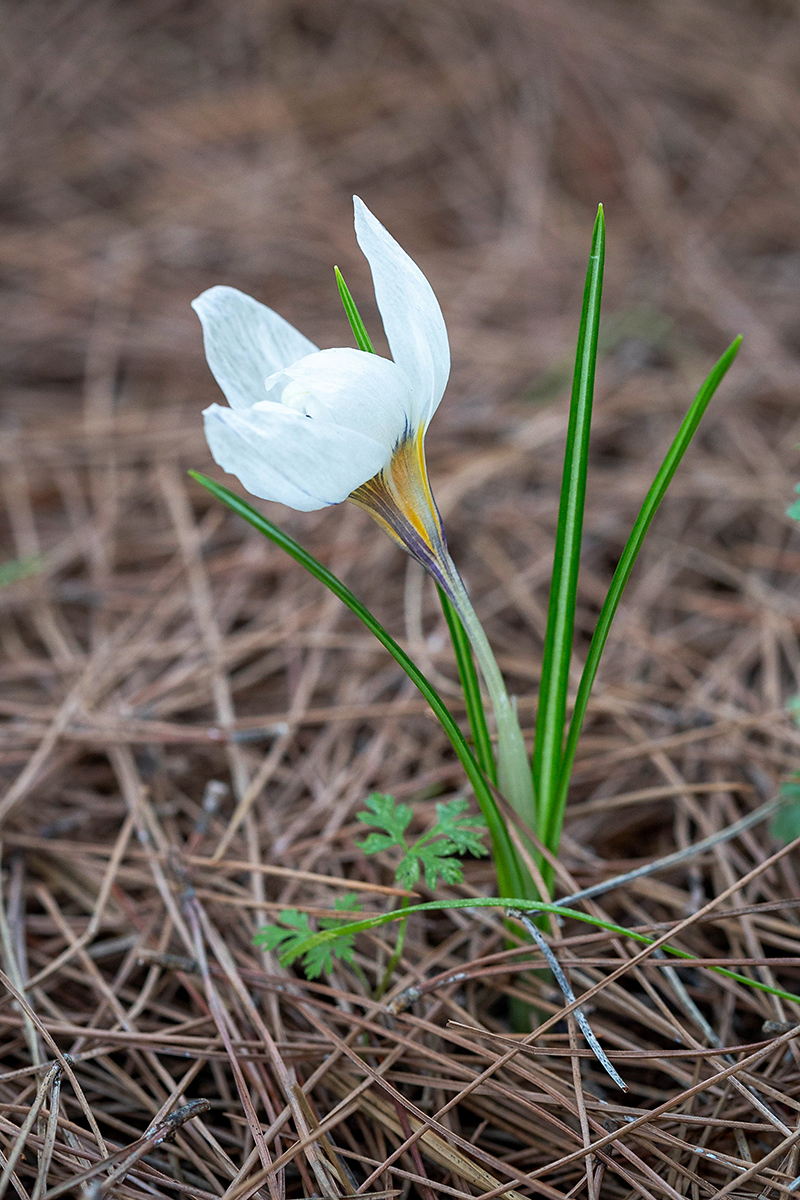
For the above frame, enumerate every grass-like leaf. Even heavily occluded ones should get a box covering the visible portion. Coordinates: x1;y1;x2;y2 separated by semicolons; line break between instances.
189;471;530;901
0;554;45;588
533;205;605;849
335;266;375;354
548;336;742;858
274;895;800;1007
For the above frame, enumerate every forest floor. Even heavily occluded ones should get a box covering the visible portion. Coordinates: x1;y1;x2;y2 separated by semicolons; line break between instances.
3;2;800;1197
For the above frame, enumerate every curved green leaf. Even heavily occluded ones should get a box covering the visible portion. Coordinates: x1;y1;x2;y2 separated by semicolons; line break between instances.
188;471;530;900
276;895;800;1006
534;205;605;850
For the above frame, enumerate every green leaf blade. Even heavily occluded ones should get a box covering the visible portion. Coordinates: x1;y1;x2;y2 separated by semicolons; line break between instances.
335;266;375;354
552;336;742;855
188;470;532;902
533;205;606;853
275;894;800;1007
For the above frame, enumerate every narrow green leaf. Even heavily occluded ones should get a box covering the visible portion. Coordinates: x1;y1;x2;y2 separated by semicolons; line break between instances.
189;470;532;901
533;205;605;847
335;266;375;354
550;337;742;854
275;894;800;1006
437;585;497;783
0;554;45;588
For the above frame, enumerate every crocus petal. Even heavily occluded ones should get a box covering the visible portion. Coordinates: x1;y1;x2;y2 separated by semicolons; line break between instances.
353;197;450;427
192;285;318;410
203;402;391;511
260;347;414;449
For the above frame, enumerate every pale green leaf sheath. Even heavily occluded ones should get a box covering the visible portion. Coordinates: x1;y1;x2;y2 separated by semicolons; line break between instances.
194;198;534;827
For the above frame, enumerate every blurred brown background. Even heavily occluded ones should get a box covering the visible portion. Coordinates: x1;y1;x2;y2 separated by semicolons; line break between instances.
4;0;800;431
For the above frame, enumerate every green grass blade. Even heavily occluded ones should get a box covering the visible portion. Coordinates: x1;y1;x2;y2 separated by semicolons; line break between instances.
533;205;605;847
550;337;742;852
189;471;530;900
0;554;45;588
269;894;800;1007
335;266;375;354
437;585;497;784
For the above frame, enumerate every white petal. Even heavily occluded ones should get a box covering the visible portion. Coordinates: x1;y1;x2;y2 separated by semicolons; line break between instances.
203;403;391;512
260;347;413;448
192;285;318;410
353;197;450;426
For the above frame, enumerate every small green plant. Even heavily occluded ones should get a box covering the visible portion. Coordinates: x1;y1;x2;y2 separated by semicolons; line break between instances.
254;893;363;979
771;779;800;844
256;795;487;984
356;793;488;889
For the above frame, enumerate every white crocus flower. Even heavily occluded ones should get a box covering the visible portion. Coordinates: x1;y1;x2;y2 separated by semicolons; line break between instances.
194;198;449;580
194;198;535;825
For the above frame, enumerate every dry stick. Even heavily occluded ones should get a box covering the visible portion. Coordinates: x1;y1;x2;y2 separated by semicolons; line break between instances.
0;1129;218;1200
295;1001;552;1200
219;997;572;1200
0;837;414;898
158;465;252;812
0;848;42;1070
565;780;753;818
105;750;252;1185
221;987;442;1200
0;1063;60;1200
711;1123;800;1199
210;503;361;864
30;881;225;1192
0;969;107;1157
1;450;81;668
24;811;136;989
191;902;344;1200
471;1020;800;1199
558;792;784;908
109;745;195;949
629;742;787;1039
429;1021;688;1200
39;1100;213;1200
210;601;345;863
565;1012;596;1200
300;995;647;1200
186;857;413;897
183;898;283;1200
506;910;626;1091
561;839;796;1141
30;1065;62;1200
95;1101;213;1200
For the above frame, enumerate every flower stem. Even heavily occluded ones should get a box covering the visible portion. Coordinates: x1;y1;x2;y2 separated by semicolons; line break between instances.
441;559;537;834
374;898;408;999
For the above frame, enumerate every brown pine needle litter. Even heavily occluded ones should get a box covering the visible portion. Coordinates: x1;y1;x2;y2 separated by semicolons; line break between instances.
3;1;800;1197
